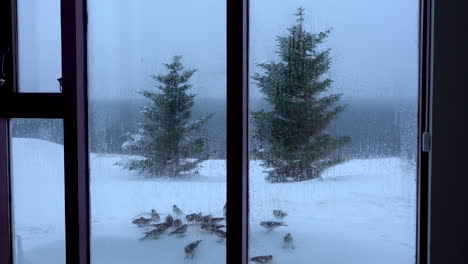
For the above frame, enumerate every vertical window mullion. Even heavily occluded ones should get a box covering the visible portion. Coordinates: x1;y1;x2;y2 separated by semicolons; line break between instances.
417;0;432;263
0;118;11;264
60;1;90;264
226;0;249;263
0;0;14;262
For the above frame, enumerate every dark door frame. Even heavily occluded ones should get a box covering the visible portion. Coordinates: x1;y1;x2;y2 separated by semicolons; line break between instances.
3;0;465;263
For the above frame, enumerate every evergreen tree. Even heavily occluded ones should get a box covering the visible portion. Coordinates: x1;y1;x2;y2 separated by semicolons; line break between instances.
120;56;212;177
251;7;350;182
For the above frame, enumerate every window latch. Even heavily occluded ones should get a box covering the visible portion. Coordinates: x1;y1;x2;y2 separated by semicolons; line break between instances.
57;77;63;92
422;131;431;152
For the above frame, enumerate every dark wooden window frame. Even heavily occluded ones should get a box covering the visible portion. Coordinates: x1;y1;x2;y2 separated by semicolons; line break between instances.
2;0;467;263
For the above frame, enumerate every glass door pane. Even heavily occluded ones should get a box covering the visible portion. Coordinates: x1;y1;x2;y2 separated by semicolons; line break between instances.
9;119;65;264
17;0;62;92
87;1;226;263
249;1;418;263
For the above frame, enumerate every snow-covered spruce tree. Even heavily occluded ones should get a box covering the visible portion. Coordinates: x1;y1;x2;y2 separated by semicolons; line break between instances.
120;56;212;178
251;7;350;183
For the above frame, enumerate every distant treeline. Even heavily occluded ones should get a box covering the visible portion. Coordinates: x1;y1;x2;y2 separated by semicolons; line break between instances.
10;97;417;162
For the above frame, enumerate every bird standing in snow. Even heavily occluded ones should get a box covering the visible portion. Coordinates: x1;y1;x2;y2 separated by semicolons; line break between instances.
132;217;152;227
185;240;202;259
173;205;184;216
165;215;174;226
186;212;202;222
283;233;294;249
260;221;287;232
194;213;204;222
249;255;273;263
151;209;160;222
213;228;227;242
140;227;166;240
273;210;287;220
169;224;188;236
151;222;170;229
173;219;183;228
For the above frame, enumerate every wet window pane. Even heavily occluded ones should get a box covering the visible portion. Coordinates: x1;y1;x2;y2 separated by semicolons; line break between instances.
17;0;62;92
87;1;226;263
10;119;65;264
249;1;418;264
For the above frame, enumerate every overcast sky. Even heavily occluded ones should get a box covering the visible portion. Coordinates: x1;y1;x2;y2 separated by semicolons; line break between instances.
19;0;419;99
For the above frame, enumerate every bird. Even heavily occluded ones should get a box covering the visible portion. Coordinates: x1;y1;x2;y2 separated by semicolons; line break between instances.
173;219;183;228
283;233;294;249
184;240;202;259
260;221;287;231
151;209;160;222
140;227;166;240
165;215;174;226
223;203;227;217
200;222;225;233
132;217;152;227
273;210;287;219
201;214;213;223
213;228;227;241
209;217;225;223
186;212;202;222
151;222;170;230
249;255;273;263
194;213;204;223
169;224;188;236
173;205;184;216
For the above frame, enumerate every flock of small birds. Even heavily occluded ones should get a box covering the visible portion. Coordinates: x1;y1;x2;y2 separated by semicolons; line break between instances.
131;203;228;259
249;209;294;264
132;204;292;263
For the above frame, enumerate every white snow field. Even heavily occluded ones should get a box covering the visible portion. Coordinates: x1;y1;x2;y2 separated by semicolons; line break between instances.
11;138;416;264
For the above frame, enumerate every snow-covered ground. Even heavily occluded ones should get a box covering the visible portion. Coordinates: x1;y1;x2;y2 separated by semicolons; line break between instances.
11;138;416;264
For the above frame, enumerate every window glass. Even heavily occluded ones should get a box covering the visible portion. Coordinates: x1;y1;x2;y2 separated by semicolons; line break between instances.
17;0;62;92
249;1;418;263
10;119;65;264
87;1;226;263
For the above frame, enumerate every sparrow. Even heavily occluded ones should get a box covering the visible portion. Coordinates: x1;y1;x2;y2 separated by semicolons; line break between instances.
165;215;174;226
260;221;287;231
194;213;204;222
151;222;170;230
151;209;160;222
201;214;215;223
201;222;226;232
249;255;273;263
173;219;183;228
184;240;202;259
140;227;165;240
173;205;184;216
283;233;294;249
169;224;188;236
273;210;287;219
213;228;227;240
132;217;152;227
186;212;202;222
209;217;225;223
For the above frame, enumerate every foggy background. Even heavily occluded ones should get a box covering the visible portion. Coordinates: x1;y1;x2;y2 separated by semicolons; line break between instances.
15;0;419;162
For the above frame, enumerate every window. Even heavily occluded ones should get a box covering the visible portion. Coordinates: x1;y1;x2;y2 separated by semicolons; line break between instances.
248;2;418;263
87;1;226;263
1;1;468;264
17;0;62;92
9;119;65;264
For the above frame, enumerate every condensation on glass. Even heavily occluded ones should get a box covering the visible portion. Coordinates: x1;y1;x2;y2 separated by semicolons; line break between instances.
17;0;62;92
87;1;226;263
248;1;419;264
9;119;65;264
